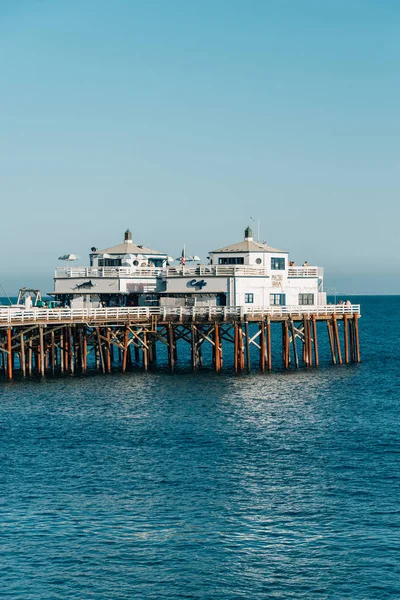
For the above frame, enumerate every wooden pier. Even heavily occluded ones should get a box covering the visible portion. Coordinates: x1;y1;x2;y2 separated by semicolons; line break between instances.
0;305;361;379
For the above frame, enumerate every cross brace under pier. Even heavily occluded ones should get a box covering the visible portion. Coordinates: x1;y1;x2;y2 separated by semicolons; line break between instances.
0;314;361;379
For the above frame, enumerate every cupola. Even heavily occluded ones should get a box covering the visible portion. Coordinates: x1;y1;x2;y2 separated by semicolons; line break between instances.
244;226;253;241
124;229;132;243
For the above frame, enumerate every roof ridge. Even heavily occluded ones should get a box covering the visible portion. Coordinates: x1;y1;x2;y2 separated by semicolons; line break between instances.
210;239;286;253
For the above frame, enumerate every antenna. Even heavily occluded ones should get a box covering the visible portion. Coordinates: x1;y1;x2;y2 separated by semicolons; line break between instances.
250;216;260;242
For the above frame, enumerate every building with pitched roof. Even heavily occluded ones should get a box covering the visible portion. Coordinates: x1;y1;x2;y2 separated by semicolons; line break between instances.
53;226;325;309
157;226;325;308
53;230;168;308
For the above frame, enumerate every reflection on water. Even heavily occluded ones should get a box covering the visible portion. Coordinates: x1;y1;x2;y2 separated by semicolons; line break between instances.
0;297;399;599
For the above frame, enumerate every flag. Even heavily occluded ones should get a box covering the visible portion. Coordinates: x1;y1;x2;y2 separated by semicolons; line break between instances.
180;248;186;265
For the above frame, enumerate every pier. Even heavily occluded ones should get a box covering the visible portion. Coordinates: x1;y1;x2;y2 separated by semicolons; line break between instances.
0;304;361;379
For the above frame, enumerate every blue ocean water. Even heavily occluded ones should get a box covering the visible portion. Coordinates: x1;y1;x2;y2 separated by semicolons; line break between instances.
0;296;399;599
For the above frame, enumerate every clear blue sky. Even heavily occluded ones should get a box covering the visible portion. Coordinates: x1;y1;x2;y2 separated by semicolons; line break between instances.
0;0;399;294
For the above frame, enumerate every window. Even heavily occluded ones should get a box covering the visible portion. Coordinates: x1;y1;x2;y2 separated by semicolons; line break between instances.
298;294;314;305
218;257;244;265
271;257;285;270
150;259;164;268
245;293;254;304
255;258;262;264
99;258;122;267
270;294;286;306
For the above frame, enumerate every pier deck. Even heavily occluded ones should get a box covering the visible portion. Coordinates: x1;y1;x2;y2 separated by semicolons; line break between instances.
0;305;361;379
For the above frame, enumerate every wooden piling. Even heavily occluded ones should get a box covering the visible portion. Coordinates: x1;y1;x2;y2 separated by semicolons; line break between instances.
284;321;290;368
259;322;266;372
64;328;69;373
60;331;64;373
7;328;12;380
20;332;26;376
214;323;222;372
134;335;140;362
354;314;360;363
307;317;313;367
122;325;129;372
50;330;55;374
238;325;245;371
143;331;148;370
191;325;197;370
234;323;238;373
69;326;75;374
327;320;336;365
289;319;299;368
303;316;309;367
168;323;175;371
244;320;251;373
312;315;319;367
96;327;106;373
82;328;87;372
28;339;33;376
106;328;111;373
39;326;45;376
343;314;349;364
332;315;342;365
266;316;272;371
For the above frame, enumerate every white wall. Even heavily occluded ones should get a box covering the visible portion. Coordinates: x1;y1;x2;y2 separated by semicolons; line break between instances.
159;276;228;294
230;276;321;307
54;277;120;294
55;276;159;295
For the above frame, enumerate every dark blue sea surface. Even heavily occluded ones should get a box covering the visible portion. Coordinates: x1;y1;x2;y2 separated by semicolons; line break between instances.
1;296;399;599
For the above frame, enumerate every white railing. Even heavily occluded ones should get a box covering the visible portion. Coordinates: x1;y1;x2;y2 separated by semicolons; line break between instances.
288;266;322;277
54;265;270;278
0;304;361;324
55;267;164;278
55;265;324;279
163;266;270;277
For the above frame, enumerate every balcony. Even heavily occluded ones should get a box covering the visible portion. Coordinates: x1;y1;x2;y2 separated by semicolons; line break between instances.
288;266;323;278
55;266;164;278
55;264;324;280
55;265;271;279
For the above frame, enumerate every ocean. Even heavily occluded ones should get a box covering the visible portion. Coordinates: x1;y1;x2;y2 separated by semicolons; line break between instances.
0;295;399;599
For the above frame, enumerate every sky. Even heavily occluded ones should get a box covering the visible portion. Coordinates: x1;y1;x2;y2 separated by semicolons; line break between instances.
0;0;399;295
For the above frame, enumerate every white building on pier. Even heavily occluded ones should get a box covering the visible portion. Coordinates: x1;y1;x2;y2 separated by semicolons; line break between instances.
53;227;326;308
53;229;168;307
